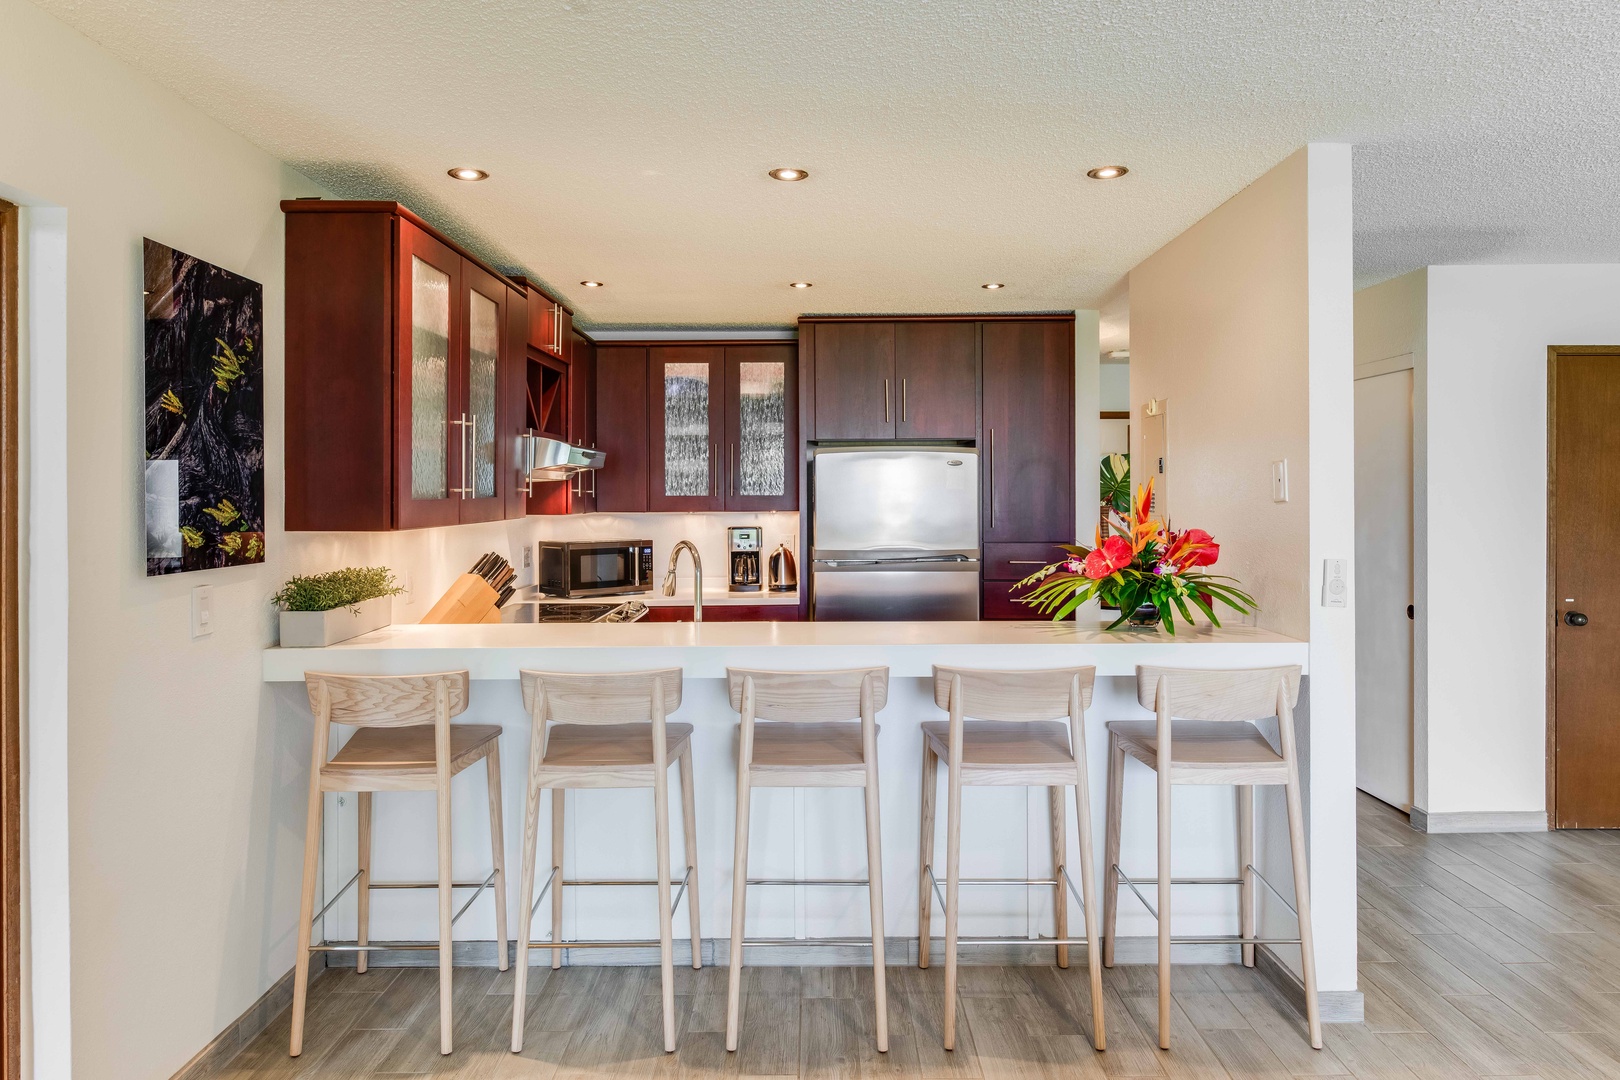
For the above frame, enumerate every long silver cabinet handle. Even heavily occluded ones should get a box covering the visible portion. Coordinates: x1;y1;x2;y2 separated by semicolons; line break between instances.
901;378;908;422
884;379;891;424
988;428;996;528
450;414;471;496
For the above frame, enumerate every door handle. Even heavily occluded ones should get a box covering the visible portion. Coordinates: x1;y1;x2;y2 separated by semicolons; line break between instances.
988;428;996;528
1406;604;1414;620
449;414;470;496
731;443;737;498
901;378;908;422
1565;611;1589;627
884;379;891;424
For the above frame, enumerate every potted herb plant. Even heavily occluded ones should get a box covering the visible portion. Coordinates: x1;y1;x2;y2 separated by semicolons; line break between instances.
1014;479;1257;633
273;566;404;647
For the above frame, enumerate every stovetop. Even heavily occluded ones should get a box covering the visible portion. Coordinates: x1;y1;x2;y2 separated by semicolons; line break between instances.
531;601;649;624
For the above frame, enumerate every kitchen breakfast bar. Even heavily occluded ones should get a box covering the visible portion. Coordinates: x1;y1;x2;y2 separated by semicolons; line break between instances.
262;619;1325;980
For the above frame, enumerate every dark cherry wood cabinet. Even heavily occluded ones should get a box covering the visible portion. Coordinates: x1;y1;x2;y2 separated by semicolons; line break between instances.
641;604;802;623
284;201;525;531
722;345;798;512
895;321;978;439
812;322;895;440
592;346;650;512
648;346;726;512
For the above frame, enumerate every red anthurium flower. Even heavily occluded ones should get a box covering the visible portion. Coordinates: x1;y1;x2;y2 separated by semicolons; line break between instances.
1083;535;1134;579
1164;528;1219;570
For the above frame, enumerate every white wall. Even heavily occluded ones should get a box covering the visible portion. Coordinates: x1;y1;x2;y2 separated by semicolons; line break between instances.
1421;265;1620;816
1126;145;1359;993
0;2;333;1075
1099;359;1130;413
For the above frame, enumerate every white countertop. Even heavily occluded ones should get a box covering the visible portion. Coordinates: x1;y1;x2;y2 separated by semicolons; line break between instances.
263;619;1307;681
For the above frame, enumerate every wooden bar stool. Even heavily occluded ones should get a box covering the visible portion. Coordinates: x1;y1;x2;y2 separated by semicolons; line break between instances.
291;671;508;1057
725;667;890;1054
920;666;1106;1052
510;668;701;1055
1101;665;1320;1050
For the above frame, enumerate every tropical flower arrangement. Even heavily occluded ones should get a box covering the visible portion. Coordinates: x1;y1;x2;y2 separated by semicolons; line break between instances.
1014;479;1257;633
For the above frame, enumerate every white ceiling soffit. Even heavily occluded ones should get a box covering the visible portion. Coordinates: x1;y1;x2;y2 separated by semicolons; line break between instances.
35;0;1620;328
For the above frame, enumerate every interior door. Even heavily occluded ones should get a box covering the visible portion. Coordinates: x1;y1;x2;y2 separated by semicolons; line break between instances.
393;220;462;529
1354;367;1415;810
813;322;896;440
649;345;725;511
1551;349;1620;828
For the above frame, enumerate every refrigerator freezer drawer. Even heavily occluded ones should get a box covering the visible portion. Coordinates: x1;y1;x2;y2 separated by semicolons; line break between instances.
811;564;980;622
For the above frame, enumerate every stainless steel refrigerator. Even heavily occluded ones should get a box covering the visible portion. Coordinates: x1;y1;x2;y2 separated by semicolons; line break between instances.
810;445;980;621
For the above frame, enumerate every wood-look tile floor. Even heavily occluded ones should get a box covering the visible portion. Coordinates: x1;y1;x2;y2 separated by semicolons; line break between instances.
222;794;1620;1078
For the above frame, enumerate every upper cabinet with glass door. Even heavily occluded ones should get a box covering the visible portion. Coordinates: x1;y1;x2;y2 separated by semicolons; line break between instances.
723;345;797;511
282;201;521;531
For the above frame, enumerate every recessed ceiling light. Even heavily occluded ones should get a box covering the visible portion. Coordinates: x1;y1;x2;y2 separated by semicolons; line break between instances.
768;168;809;182
580;280;604;288
1086;165;1129;180
789;281;813;289
448;167;489;181
982;282;1005;290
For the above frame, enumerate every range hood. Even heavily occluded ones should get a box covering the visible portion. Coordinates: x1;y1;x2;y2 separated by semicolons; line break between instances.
523;433;605;482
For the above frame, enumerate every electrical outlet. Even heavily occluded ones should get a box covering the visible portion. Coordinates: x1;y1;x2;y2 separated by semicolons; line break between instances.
191;585;214;638
1322;559;1348;608
1271;460;1289;503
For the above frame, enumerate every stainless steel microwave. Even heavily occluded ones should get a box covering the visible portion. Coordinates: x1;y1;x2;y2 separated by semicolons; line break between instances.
536;540;654;598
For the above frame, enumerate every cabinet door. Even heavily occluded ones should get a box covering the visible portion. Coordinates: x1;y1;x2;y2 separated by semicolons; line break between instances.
895;322;978;439
723;345;797;511
649;346;726;511
567;329;597;513
981;321;1074;543
813;322;895;440
457;261;509;523
504;286;531;519
528;289;558;357
393;220;462;529
593;346;649;512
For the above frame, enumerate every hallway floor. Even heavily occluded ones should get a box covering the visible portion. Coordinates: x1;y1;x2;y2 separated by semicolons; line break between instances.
219;794;1620;1078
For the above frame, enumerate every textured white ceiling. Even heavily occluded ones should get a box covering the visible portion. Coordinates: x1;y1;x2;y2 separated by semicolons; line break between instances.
31;0;1620;329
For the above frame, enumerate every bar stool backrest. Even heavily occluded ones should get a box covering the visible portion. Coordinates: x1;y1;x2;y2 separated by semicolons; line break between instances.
1134;666;1301;722
931;666;1095;721
519;668;684;724
305;670;469;728
726;667;889;722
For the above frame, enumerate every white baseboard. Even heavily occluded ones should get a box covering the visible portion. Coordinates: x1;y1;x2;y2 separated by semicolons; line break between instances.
1409;807;1547;833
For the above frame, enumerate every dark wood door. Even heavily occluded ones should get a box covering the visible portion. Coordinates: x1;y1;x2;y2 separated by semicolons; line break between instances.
649;346;726;511
724;345;798;511
393;219;463;529
895;322;978;439
1550;349;1620;828
981;320;1074;544
813;322;896;440
593;346;649;512
456;261;510;524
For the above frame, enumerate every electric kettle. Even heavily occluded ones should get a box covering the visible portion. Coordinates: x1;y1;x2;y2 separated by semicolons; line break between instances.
767;543;798;592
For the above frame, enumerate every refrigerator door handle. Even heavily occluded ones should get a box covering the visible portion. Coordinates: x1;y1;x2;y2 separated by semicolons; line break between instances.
815;554;975;568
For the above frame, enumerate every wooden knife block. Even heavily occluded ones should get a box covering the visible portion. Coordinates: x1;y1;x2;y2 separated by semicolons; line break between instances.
421;574;503;624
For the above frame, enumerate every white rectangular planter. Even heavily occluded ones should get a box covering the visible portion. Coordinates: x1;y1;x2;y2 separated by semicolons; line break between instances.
278;595;392;648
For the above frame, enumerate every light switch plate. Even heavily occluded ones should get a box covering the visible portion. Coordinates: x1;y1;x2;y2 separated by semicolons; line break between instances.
1322;559;1348;608
191;585;214;638
1271;460;1289;503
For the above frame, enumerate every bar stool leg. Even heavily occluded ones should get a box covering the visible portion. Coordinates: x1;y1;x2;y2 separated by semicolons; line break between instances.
288;777;324;1056
863;776;889;1052
678;744;703;970
1155;762;1172;1051
356;791;372;975
1238;784;1255;968
1072;745;1107;1050
1101;733;1124;968
942;757;962;1050
917;740;937;970
511;774;542;1052
724;768;752;1052
654;768;677;1053
436;754;455;1054
487;745;509;973
1049;786;1068;969
1284;773;1323;1048
550;790;565;971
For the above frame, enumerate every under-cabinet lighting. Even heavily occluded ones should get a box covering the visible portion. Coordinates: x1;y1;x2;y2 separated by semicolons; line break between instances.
448;167;489;181
1086;165;1128;180
768;168;809;181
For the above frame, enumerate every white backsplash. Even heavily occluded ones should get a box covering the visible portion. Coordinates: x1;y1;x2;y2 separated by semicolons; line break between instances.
281;511;800;623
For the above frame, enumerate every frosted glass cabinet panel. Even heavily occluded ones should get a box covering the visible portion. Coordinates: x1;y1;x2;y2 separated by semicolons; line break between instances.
409;256;451;501
467;289;500;500
649;347;724;511
724;345;798;511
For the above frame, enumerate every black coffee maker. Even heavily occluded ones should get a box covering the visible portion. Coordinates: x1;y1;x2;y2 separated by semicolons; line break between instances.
728;526;763;592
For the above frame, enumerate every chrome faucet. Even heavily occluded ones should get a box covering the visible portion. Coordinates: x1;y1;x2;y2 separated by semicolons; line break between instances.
662;540;703;622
